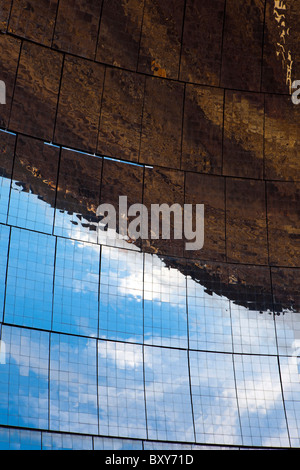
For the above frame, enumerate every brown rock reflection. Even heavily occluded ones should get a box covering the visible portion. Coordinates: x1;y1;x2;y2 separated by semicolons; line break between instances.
54;56;105;153
1;136;299;315
10;42;63;141
98;68;145;162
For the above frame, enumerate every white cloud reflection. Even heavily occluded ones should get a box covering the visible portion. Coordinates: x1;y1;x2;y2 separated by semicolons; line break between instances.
1;192;300;447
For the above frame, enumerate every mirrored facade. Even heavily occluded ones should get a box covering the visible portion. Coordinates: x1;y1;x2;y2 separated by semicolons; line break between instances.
0;0;300;451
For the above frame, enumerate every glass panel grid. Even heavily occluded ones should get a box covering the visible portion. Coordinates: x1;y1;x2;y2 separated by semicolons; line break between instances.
230;302;277;355
5;228;55;330
93;436;143;450
53;238;100;337
98;340;147;439
0;224;9;322
187;277;232;353
0;427;42;450
0;139;299;450
144;346;194;443
279;355;300;447
190;350;242;446
42;431;93;450
54;150;102;245
49;333;98;434
275;310;300;357
99;246;144;343
8;180;55;234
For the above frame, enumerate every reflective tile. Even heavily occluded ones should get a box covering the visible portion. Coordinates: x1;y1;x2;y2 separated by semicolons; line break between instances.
10;42;63;141
220;0;264;91
144;254;188;349
96;0;144;71
265;94;300;181
144;346;194;443
5;228;55;330
223;91;264;179
234;354;290;448
53;0;103;59
42;432;92;450
53;237;100;337
180;0;225;86
0;35;21;128
54;148;102;244
99;246;143;343
0;130;15;224
98;340;147;439
226;178;268;265
138;0;185;79
98;68;144;163
0;325;49;429
139;77;184;169
54;56;105;153
49;333;98;434
190;350;242;446
8;0;59;46
8;136;59;235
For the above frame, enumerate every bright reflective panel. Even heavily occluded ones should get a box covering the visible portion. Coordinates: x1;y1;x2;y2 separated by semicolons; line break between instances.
98;340;147;438
54;209;99;244
234;354;290;448
0;325;49;429
0;224;9;321
42;432;93;450
144;255;188;348
279;355;300;447
99;246;143;342
275;310;300;356
190;350;242;445
5;228;55;330
230;303;277;355
144;346;194;442
49;333;98;434
187;276;232;353
53;238;100;337
93;436;143;450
